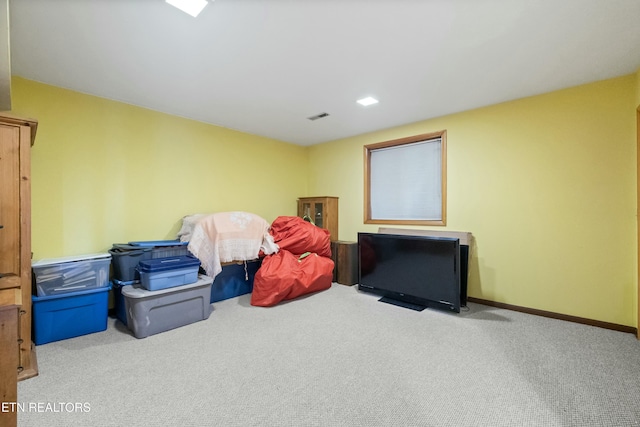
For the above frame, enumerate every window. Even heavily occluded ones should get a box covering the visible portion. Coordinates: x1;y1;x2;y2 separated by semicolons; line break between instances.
364;131;446;226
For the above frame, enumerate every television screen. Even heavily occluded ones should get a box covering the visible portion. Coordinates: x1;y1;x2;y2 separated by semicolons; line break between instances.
358;232;461;312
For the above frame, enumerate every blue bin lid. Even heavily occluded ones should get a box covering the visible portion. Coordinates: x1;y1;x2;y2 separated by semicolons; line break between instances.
128;240;188;247
137;255;200;273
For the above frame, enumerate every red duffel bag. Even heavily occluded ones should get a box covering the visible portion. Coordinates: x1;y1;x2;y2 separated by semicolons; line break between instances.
270;216;331;258
251;250;334;307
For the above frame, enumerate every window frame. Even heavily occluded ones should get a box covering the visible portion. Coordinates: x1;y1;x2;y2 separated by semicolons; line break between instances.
363;130;447;226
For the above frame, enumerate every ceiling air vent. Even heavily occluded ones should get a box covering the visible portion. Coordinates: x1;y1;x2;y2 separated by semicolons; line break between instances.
307;112;329;121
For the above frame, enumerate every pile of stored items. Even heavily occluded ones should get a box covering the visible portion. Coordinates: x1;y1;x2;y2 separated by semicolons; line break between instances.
31;253;113;345
183;212;334;307
110;240;211;339
31;212;335;345
251;216;334;307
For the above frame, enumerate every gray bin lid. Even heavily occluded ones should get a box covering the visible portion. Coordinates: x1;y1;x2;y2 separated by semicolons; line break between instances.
121;274;213;299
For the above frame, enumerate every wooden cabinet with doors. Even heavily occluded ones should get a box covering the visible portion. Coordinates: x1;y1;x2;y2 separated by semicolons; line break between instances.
297;196;339;241
0;113;38;426
0;305;19;426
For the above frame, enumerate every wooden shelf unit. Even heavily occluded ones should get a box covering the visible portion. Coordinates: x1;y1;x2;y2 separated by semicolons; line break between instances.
297;196;339;241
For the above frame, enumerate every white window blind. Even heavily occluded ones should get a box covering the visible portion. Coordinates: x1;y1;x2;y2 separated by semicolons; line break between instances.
369;138;442;221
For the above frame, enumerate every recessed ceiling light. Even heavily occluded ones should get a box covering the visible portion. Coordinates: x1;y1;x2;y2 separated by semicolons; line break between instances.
166;0;209;17
357;97;379;107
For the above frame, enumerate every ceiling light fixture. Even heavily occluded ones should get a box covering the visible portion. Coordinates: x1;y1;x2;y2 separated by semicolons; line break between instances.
357;96;379;107
166;0;209;17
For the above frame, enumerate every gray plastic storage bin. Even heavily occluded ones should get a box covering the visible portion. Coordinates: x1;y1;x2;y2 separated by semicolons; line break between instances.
109;244;153;283
121;275;213;338
127;240;191;259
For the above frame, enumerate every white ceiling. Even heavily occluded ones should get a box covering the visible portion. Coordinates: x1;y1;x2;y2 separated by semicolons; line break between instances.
8;0;640;146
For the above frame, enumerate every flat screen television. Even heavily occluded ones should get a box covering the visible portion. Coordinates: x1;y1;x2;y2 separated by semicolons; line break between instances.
358;232;461;313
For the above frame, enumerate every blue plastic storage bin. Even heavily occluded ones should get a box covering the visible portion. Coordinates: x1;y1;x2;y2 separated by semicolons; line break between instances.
211;259;261;303
138;255;201;291
32;284;111;345
111;280;130;326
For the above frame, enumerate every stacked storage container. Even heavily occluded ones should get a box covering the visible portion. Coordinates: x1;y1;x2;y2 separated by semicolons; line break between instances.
122;275;213;338
115;240;213;338
109;244;153;284
110;240;189;325
31;253;112;345
109;244;153;325
137;255;200;291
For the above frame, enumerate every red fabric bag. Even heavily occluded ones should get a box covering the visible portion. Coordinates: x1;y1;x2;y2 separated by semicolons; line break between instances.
270;216;331;258
250;250;334;307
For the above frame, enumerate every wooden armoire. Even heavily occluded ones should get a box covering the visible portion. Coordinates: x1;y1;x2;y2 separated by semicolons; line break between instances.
297;196;339;241
0;113;38;427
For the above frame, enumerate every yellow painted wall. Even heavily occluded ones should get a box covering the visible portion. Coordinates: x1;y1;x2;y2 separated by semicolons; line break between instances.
10;77;308;259
8;75;638;326
308;74;638;327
